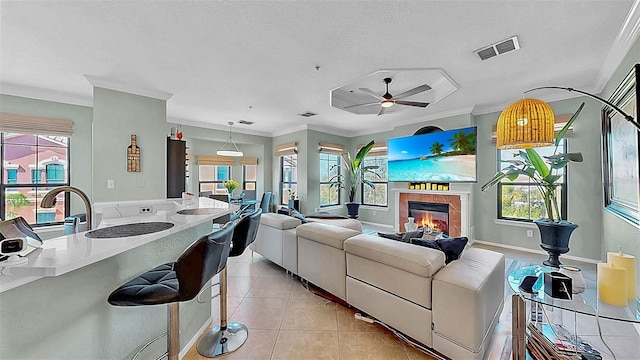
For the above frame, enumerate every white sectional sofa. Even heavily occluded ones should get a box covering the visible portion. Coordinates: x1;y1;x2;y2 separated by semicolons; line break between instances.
251;216;505;360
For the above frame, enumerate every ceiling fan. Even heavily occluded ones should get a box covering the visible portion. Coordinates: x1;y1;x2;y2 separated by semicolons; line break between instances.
346;77;431;115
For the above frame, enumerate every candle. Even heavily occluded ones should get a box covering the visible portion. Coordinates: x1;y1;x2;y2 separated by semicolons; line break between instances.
597;262;628;306
607;252;636;300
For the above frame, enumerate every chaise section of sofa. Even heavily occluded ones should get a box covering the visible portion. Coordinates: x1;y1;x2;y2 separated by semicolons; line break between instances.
296;222;361;300
251;213;301;273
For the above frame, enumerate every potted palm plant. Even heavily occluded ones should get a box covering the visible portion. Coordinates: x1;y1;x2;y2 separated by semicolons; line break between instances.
330;140;380;218
481;102;585;267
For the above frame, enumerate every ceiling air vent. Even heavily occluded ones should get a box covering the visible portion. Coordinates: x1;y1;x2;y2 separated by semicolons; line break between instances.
298;111;317;117
475;36;520;61
238;120;254;125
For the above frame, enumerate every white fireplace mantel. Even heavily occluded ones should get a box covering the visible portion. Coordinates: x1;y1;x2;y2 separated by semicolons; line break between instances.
392;189;470;237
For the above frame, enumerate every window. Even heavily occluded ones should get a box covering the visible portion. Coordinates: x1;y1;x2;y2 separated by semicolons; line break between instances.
320;153;340;207
199;165;232;194
497;140;567;221
280;154;297;204
1;133;70;225
361;155;388;207
243;165;257;191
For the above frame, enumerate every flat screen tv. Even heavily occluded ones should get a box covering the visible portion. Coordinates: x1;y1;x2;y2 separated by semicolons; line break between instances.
387;126;477;182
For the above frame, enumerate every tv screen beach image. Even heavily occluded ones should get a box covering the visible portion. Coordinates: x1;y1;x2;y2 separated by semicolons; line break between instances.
388;127;477;182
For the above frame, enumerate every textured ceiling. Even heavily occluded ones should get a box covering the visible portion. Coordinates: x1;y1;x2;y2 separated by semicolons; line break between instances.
1;1;638;138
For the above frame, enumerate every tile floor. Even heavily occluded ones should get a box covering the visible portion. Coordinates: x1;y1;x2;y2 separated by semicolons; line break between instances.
182;238;640;360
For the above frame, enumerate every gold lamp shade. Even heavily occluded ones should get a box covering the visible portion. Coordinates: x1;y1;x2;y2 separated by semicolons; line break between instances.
496;98;555;149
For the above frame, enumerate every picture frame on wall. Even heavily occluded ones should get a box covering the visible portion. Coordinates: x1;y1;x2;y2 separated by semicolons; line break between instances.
602;63;640;226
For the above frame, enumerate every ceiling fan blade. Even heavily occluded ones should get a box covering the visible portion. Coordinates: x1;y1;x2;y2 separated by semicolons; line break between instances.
395;100;430;107
377;107;385;116
359;87;384;100
343;102;380;109
394;84;432;100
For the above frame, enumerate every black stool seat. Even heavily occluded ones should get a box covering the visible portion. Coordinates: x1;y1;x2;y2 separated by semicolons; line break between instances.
108;222;235;360
108;263;179;306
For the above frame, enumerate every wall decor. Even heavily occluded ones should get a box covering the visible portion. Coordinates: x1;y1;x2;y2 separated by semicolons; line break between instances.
602;64;640;226
127;134;141;172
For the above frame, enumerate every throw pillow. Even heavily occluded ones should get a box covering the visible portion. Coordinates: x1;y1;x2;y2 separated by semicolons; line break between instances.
436;237;468;264
289;209;309;224
409;236;468;264
378;229;424;243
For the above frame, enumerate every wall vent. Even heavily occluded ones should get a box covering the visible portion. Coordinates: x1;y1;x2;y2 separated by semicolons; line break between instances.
238;120;254;125
475;36;520;61
298;111;317;117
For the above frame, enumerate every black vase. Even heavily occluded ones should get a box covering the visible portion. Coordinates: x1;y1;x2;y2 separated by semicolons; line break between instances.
534;219;579;268
345;202;360;219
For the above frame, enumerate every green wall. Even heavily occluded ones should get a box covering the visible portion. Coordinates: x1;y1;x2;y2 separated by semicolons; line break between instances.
92;87;168;202
600;38;640;260
473;97;604;260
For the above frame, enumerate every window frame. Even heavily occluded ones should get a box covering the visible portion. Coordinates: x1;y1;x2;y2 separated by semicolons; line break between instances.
242;164;257;191
496;140;568;222
319;153;340;207
280;154;297;205
361;154;388;207
198;165;232;195
0;133;71;227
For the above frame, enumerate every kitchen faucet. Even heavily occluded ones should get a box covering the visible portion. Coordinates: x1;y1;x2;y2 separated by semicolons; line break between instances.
41;186;92;231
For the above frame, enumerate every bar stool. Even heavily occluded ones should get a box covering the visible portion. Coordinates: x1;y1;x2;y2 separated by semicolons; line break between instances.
197;208;262;357
108;222;235;360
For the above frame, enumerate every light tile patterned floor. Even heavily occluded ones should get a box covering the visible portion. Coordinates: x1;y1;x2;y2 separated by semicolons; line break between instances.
183;236;640;360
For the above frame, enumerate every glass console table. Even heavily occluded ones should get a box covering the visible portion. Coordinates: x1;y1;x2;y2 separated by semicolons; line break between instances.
508;265;640;359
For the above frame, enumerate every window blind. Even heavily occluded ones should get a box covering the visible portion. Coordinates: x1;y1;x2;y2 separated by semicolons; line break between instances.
358;141;387;156
318;142;345;154
0;113;74;137
275;142;297;156
196;155;236;165
239;157;258;165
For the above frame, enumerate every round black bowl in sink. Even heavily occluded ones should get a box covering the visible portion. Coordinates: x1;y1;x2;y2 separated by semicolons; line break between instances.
177;208;222;215
85;222;175;239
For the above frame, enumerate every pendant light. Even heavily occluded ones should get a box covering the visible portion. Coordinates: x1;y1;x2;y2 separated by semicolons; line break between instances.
217;121;244;157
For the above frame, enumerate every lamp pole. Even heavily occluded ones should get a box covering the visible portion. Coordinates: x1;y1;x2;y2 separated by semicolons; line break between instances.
525;86;640;132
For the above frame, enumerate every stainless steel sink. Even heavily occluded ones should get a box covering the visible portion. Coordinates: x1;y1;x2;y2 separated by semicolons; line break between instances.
177;208;223;215
85;222;175;239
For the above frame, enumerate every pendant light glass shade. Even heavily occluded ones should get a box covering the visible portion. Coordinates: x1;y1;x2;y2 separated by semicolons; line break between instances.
217;121;244;157
496;98;555;149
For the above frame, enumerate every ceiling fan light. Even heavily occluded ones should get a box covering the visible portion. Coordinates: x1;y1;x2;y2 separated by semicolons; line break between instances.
381;100;394;108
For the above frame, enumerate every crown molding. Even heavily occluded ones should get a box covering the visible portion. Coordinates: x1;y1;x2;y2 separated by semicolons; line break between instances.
592;0;640;92
84;74;173;101
0;83;93;107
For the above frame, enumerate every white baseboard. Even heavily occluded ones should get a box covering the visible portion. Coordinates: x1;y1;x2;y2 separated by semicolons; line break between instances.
180;317;213;359
471;239;600;264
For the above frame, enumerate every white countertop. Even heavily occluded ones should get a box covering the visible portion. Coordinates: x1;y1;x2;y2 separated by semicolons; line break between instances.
0;197;237;293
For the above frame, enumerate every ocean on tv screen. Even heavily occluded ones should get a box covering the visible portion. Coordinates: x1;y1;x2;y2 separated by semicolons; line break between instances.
388;126;477;182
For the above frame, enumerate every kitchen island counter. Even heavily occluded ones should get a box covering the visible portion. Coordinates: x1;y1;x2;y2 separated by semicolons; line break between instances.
0;197;237;360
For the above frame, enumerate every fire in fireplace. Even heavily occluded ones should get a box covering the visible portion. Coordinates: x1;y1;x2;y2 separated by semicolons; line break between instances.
408;201;449;235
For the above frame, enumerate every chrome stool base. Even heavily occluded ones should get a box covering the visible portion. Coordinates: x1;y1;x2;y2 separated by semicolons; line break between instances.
197;322;249;357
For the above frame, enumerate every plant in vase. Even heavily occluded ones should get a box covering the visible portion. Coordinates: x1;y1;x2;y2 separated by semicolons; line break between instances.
481;102;585;267
329;140;380;218
223;179;240;201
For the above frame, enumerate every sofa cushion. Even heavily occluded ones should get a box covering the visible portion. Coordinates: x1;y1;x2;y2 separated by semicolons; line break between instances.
306;218;363;232
296;222;361;250
344;234;445;278
260;213;301;230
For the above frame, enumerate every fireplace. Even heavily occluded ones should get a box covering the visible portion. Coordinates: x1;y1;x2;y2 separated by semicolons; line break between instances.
408;201;449;235
395;190;469;238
